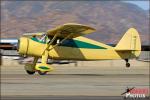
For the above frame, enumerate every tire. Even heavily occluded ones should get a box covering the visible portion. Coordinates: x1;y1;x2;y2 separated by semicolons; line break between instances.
126;63;130;68
26;70;35;75
37;71;47;75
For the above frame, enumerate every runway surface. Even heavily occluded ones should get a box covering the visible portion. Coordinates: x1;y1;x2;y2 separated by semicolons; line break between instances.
1;59;149;100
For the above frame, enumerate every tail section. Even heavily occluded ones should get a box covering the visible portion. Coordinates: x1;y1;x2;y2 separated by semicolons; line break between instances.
115;28;141;58
115;28;141;51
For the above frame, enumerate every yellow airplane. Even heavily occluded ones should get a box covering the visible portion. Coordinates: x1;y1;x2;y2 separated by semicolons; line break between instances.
18;23;141;75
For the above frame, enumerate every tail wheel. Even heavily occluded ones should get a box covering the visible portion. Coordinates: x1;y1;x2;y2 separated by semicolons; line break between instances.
126;63;130;68
37;70;47;75
26;70;35;75
125;59;130;68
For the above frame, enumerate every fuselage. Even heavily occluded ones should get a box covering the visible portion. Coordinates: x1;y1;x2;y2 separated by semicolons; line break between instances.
18;36;140;60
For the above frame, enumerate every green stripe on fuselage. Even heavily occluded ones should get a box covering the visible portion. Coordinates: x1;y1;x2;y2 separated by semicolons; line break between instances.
31;37;46;44
60;39;107;49
32;38;107;49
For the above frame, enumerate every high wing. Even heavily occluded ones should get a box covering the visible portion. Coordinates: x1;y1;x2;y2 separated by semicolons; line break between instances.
22;23;95;54
43;23;96;52
46;23;96;39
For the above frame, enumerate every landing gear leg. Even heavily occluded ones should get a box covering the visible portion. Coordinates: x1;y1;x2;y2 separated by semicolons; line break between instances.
35;50;54;75
125;59;130;68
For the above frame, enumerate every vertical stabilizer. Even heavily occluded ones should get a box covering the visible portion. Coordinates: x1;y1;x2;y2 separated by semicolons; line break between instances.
115;28;141;51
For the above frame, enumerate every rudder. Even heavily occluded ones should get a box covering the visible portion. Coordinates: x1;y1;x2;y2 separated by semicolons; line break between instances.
115;28;141;51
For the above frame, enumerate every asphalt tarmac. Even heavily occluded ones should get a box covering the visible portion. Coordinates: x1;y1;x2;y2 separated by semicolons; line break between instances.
0;96;135;100
1;59;149;100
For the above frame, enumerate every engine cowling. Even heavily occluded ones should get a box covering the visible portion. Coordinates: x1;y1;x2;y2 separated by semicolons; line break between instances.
18;37;45;57
18;37;29;55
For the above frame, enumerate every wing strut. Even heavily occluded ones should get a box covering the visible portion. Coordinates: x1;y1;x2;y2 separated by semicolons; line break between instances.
42;31;60;55
41;32;73;65
48;33;74;51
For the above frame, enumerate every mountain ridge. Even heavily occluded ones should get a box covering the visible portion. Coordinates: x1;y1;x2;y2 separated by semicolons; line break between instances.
1;1;149;45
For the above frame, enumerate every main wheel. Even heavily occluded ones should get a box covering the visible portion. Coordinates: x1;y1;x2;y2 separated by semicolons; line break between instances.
26;70;35;75
126;63;130;68
24;64;35;75
37;70;47;75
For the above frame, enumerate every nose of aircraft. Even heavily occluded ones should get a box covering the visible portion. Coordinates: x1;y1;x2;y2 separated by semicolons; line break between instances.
17;37;29;55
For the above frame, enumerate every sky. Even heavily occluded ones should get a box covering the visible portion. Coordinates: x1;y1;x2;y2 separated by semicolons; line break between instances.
124;0;149;10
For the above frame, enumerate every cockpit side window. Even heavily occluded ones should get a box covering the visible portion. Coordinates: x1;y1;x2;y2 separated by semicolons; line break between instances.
31;35;47;44
59;39;76;47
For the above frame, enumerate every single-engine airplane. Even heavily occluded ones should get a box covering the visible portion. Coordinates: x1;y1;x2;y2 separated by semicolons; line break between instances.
18;23;141;75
